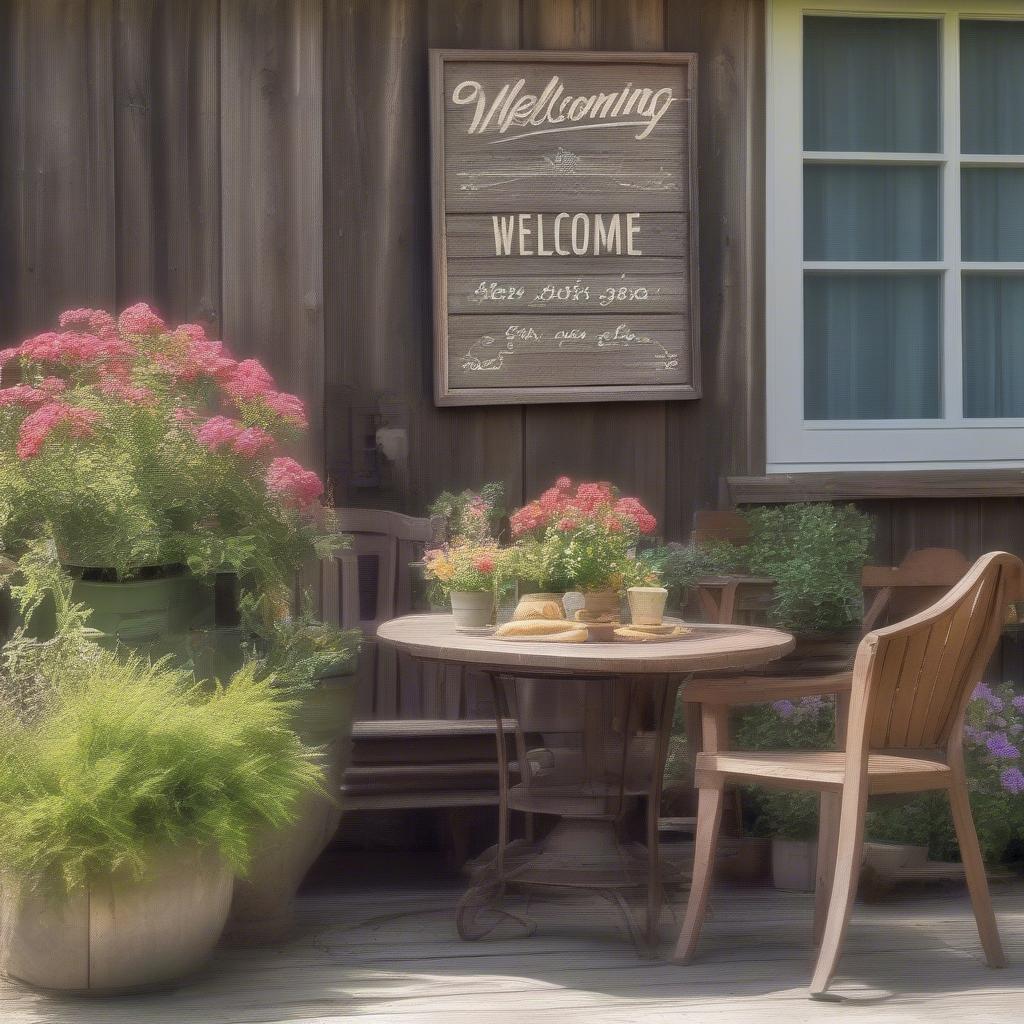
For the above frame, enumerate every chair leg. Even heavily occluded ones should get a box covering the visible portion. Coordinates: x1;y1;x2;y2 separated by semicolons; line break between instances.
948;779;1006;968
813;791;841;946
672;783;725;964
809;785;867;998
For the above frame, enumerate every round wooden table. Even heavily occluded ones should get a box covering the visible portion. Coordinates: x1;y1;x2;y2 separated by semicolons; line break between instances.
377;614;794;949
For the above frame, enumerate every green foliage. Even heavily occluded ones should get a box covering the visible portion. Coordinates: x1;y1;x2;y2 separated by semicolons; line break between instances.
735;696;837;840
744;503;873;634
0;651;323;899
641;540;744;613
427;483;505;543
241;591;361;690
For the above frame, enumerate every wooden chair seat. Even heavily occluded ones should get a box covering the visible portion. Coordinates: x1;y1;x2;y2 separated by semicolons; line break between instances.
696;750;950;795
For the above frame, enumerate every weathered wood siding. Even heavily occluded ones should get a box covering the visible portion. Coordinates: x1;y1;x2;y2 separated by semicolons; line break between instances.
3;0;1022;604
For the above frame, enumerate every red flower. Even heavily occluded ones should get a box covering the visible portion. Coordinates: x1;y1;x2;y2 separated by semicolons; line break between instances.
555;475;572;490
557;517;577;531
193;415;244;451
224;359;275;402
472;554;495;573
0;385;48;408
231;426;275;458
262;390;308;428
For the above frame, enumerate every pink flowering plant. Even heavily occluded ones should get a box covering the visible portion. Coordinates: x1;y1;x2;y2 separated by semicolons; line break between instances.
0;304;342;600
509;477;660;592
422;541;512;604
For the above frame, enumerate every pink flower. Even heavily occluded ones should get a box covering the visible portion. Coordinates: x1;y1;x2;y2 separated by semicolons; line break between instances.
0;385;48;407
224;359;275;401
556;476;572;490
59;308;117;338
171;406;199;426
194;415;244;451
38;377;67;396
16;402;100;459
97;368;155;405
231;426;275;457
265;456;324;509
117;302;166;335
19;332;65;362
20;330;131;365
557;517;577;531
262;390;308;428
473;554;495;573
157;328;236;382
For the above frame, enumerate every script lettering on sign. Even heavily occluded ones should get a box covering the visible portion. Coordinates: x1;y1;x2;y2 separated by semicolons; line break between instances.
430;51;700;406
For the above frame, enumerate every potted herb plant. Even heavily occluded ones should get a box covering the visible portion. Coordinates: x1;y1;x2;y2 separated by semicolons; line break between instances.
509;477;659;618
0;572;323;993
423;541;509;627
0;304;343;653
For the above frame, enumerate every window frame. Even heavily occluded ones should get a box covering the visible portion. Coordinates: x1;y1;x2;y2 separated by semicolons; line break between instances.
766;0;1024;472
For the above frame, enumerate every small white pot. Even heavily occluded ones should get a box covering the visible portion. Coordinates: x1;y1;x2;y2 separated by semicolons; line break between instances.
450;591;494;628
627;586;668;625
771;837;818;892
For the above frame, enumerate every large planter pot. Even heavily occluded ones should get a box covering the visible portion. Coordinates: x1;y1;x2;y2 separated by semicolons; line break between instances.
771;837;818;892
580;588;621;620
0;845;232;994
224;673;356;945
449;590;494;628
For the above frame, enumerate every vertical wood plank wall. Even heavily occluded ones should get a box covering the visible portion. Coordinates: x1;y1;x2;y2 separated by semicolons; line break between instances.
3;0;1024;581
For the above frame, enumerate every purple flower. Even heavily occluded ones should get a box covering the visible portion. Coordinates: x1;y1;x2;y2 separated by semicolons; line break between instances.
1000;767;1024;795
964;725;984;743
972;683;1005;712
986;732;1020;760
772;699;795;719
1013;695;1024;714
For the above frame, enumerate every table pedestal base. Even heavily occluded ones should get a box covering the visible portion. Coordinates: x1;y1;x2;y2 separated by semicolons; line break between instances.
456;819;681;953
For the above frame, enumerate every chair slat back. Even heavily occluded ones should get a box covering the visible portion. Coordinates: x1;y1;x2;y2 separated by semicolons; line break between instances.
860;547;972;631
851;552;1020;754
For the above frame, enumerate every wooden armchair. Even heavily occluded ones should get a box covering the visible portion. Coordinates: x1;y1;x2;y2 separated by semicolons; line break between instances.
675;551;1020;998
322;509;512;860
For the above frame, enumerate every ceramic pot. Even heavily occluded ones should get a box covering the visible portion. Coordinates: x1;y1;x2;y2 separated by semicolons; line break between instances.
771;837;818;892
0;845;232;993
627;586;669;625
580;589;620;620
513;592;565;621
449;590;494;628
225;673;356;945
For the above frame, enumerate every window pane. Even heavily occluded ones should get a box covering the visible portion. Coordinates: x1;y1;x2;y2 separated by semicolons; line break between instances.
804;17;939;152
961;20;1024;155
805;165;939;260
963;276;1024;417
804;274;940;419
962;169;1024;261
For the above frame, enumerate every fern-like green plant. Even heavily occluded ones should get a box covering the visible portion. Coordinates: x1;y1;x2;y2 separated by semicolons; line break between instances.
0;652;324;899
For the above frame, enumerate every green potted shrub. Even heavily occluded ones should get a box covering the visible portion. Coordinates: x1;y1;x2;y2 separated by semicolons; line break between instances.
0;304;343;654
218;598;361;943
736;695;836;891
0;576;323;993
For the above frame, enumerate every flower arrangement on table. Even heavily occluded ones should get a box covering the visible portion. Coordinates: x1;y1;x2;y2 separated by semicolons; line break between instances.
0;304;344;612
422;540;513;627
508;477;660;595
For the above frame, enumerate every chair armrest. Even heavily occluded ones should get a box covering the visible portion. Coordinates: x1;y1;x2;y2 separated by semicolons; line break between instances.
683;672;853;707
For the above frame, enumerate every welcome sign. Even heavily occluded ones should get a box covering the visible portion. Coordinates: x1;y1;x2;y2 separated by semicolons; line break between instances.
430;50;700;406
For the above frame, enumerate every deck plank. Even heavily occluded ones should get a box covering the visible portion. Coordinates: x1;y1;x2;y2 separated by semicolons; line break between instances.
2;852;1023;1022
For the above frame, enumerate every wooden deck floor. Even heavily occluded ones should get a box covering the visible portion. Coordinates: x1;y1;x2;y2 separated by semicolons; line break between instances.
3;850;1024;1023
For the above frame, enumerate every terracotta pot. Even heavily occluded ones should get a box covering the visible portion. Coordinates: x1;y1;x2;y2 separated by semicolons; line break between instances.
449;590;494;628
771;837;818;892
580;589;621;620
224;674;355;945
0;845;232;994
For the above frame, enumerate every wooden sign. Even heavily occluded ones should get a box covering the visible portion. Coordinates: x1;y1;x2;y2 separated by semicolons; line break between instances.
430;50;700;406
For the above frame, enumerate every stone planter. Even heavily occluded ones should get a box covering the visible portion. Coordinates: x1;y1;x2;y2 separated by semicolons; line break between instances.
627;586;668;625
0;845;231;994
224;673;356;945
771;837;818;892
449;590;494;628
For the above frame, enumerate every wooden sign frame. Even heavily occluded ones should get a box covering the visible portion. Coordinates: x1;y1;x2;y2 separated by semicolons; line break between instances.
430;49;700;407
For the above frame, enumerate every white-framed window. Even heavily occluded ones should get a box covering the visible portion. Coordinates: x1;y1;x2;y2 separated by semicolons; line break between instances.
766;0;1024;471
